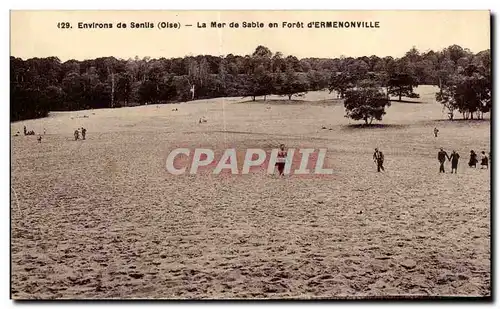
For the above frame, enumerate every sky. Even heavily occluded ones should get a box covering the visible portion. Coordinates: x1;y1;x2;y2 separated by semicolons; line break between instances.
10;10;491;61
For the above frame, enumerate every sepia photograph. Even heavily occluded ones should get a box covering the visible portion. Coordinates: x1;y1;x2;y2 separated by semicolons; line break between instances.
9;10;491;300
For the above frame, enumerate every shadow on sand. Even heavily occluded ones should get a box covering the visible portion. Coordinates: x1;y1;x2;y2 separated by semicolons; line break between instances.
430;118;490;123
389;99;426;104
238;99;343;105
342;123;409;130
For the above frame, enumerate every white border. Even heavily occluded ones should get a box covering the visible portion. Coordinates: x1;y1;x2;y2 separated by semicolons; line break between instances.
3;1;499;10
2;1;498;309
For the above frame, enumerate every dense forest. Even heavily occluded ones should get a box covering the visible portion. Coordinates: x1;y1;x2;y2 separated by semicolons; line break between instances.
11;44;491;122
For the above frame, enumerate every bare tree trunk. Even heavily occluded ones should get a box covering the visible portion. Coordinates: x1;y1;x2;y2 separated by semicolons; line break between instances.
288;94;292;100
111;72;115;108
252;96;256;101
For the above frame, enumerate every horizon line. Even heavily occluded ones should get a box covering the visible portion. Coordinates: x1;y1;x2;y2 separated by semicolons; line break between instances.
9;45;491;62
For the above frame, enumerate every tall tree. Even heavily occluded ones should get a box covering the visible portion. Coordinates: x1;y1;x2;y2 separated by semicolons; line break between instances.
387;73;420;101
344;82;391;125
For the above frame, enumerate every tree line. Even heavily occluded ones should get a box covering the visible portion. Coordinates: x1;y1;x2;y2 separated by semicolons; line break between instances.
11;44;490;123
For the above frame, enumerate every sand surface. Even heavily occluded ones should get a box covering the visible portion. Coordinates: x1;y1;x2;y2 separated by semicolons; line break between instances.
11;86;490;299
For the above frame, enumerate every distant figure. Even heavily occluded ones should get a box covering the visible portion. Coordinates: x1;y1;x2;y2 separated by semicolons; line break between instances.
43;128;46;135
480;151;489;169
37;135;42;143
81;127;87;140
23;126;27;136
434;127;439;137
199;118;202;124
190;85;195;100
468;150;478;168
276;144;287;176
449;150;460;174
373;148;385;172
438;148;449;173
74;129;80;141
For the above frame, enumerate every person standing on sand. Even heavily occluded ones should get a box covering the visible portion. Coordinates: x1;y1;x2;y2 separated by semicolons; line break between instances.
449;150;460;174
74;129;80;141
373;148;385;172
23;126;27;136
480;151;489;169
438;148;449;173
434;127;439;137
276;144;287;176
469;150;478;168
81;127;87;140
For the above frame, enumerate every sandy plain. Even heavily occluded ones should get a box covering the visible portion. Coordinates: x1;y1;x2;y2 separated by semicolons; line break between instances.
10;85;490;299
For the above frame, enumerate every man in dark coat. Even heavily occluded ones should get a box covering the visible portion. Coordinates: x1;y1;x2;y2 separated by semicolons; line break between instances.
438;148;449;173
373;148;385;172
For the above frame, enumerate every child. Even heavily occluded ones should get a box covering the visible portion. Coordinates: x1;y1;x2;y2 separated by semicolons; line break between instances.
481;151;489;169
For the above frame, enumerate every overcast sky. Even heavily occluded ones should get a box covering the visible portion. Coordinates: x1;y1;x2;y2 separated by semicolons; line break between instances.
11;10;491;61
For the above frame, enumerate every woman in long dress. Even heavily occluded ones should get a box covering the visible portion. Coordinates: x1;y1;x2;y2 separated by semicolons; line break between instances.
468;150;478;168
480;151;489;169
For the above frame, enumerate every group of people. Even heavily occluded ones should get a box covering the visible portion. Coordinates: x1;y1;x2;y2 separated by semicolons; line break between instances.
372;147;490;174
15;126;45;142
22;126;38;136
22;126;45;135
431;127;489;173
467;150;490;169
74;127;87;141
274;145;489;176
17;125;89;142
437;148;464;173
373;147;488;174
